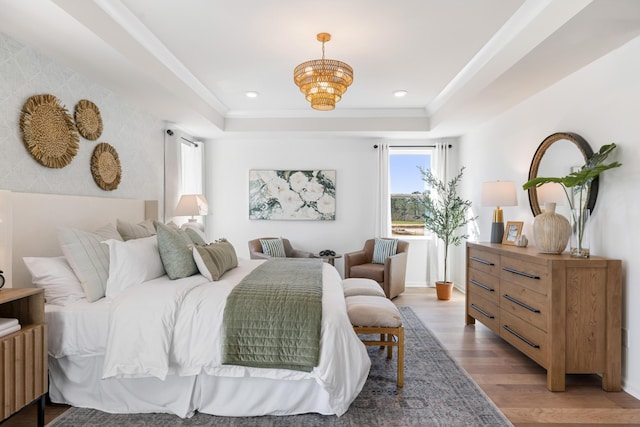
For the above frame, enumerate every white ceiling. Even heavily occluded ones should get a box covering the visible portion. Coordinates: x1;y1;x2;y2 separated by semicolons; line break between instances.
2;0;640;139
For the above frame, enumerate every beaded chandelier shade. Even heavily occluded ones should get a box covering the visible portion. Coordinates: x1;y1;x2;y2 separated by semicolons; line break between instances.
293;33;353;111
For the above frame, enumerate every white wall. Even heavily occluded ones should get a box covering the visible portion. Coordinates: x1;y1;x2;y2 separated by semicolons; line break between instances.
459;35;640;398
205;137;378;276
205;137;455;284
0;32;164;202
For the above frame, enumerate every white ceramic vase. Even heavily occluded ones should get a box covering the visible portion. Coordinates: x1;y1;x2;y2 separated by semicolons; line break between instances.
532;202;571;254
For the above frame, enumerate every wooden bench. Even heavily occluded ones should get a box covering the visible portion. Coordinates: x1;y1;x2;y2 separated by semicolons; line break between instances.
345;295;404;387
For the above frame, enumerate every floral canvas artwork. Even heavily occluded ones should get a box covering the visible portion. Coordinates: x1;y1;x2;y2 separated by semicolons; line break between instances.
249;170;336;220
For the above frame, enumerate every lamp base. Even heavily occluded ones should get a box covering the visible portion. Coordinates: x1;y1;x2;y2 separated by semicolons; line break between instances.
490;222;504;244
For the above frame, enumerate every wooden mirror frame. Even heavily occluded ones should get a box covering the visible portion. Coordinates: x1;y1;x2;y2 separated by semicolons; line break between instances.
527;132;598;216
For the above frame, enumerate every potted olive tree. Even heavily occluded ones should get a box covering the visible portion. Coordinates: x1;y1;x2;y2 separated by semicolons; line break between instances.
417;166;476;300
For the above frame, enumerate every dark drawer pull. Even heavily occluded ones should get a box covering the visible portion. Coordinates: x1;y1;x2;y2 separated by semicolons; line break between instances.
502;325;540;348
470;304;495;319
470;256;494;266
502;267;540;280
470;279;494;292
502;294;541;313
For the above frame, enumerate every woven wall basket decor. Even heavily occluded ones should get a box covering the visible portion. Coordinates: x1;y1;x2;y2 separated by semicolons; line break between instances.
74;99;103;141
91;142;121;191
19;94;79;168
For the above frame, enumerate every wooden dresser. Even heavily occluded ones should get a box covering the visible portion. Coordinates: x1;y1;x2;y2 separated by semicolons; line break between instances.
465;242;621;392
0;288;47;426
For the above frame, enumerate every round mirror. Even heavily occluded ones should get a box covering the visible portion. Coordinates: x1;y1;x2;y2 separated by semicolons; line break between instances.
527;132;598;216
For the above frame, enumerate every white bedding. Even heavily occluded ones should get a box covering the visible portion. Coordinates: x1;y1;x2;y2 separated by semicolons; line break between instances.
46;258;371;417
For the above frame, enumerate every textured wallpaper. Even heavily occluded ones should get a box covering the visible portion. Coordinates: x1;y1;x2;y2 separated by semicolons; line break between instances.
0;32;164;201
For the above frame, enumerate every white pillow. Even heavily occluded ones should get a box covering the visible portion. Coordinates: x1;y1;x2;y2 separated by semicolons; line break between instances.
23;256;86;306
104;236;166;298
58;223;122;302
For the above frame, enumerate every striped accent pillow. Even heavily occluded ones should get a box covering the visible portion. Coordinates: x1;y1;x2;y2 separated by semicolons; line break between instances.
372;238;398;264
260;238;287;257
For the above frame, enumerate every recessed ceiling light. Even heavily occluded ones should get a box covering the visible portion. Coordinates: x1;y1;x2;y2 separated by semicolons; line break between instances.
245;91;259;98
393;90;408;98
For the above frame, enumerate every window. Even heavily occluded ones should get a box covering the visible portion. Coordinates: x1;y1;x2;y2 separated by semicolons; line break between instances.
389;148;432;237
180;140;203;194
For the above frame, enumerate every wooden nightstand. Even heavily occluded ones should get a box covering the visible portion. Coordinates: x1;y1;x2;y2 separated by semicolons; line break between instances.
0;288;47;427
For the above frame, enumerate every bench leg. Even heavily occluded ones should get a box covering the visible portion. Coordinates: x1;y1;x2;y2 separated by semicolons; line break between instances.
397;327;404;387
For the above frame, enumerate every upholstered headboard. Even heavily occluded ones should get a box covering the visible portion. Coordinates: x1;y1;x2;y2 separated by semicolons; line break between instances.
0;190;158;289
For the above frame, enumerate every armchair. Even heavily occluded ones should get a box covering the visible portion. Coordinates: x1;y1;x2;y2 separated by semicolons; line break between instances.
248;237;314;260
344;238;409;299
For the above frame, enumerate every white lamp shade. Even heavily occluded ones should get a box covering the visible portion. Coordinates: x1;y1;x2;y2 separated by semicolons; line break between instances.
536;182;565;205
481;181;517;207
175;194;208;216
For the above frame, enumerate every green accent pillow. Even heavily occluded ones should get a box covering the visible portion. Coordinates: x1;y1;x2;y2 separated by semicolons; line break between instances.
184;227;206;245
193;240;238;281
156;222;198;279
372;238;398;264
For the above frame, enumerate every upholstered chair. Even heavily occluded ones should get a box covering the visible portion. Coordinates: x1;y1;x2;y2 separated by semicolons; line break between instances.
344;238;409;299
248;237;314;260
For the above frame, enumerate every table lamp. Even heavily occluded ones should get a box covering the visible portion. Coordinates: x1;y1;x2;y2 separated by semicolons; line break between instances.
175;194;209;229
481;181;517;243
536;182;565;211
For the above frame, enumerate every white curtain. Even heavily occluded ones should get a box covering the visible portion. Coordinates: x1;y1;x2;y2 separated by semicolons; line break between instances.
375;143;391;237
425;141;451;285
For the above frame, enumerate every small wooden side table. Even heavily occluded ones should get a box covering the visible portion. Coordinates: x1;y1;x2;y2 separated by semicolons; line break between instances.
0;288;47;427
313;253;342;266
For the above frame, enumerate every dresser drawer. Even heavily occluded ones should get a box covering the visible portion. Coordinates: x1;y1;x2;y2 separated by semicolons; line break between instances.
468;292;500;334
468;268;500;305
500;256;550;295
500;280;549;332
468;248;500;276
500;310;548;367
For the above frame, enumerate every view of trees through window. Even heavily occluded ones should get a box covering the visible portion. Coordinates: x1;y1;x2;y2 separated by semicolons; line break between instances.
389;150;432;236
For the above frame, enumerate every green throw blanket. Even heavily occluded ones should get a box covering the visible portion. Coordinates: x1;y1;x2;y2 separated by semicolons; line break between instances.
222;258;323;372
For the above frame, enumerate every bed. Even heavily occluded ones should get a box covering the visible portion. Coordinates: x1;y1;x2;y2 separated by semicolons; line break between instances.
0;191;370;418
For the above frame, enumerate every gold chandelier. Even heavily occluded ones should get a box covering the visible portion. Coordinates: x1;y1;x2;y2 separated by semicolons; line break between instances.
293;33;354;111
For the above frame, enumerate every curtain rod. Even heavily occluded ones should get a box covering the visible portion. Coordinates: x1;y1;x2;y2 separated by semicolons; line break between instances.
373;144;452;149
181;136;199;148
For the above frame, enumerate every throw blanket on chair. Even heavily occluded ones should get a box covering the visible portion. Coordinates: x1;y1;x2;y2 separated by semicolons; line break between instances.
222;258;323;372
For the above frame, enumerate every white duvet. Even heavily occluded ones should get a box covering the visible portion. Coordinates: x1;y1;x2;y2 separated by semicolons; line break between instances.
100;259;370;415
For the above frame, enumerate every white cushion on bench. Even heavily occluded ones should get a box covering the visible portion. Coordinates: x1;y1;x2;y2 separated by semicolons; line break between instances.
345;295;402;327
342;278;386;297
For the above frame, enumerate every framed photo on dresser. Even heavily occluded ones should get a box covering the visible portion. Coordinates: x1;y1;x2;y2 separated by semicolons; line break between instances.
502;221;523;245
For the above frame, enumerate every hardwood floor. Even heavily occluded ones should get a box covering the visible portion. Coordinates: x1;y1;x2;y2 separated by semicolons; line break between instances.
3;286;640;426
395;287;640;426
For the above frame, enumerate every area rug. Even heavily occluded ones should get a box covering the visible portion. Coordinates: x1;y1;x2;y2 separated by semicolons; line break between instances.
47;306;512;426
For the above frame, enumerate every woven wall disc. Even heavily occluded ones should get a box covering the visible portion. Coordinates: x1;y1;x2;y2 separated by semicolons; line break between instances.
19;94;79;168
91;142;121;191
74;99;103;140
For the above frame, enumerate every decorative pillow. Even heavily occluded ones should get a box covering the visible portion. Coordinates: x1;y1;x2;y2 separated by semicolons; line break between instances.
23;256;85;305
193;240;238;281
104;236;165;298
184;227;206;245
58;223;123;302
372;238;398;264
116;218;156;241
156;222;198;280
154;220;180;230
260;238;286;257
